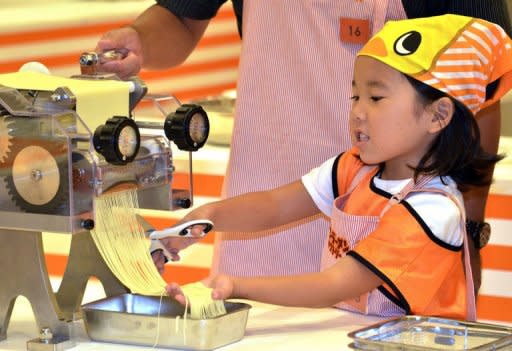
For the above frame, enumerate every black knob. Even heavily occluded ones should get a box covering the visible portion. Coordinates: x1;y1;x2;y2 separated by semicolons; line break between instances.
93;116;140;165
175;198;192;209
164;104;209;151
81;219;95;230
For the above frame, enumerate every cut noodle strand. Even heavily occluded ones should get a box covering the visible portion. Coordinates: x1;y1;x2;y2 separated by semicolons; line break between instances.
90;189;166;295
90;189;227;323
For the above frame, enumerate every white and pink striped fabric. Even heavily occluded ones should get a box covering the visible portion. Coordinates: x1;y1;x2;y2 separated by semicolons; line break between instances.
211;0;407;276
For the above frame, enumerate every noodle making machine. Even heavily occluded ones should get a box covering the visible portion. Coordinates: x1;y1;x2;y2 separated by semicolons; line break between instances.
0;53;210;350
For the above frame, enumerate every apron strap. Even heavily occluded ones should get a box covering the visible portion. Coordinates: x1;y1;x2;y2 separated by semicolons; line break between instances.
408;186;477;321
378;176;476;320
347;165;376;194
379;175;435;217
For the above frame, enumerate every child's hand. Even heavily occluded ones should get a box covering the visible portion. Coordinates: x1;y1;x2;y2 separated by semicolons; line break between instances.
156;219;212;262
150;250;167;275
208;274;235;300
158;236;200;262
166;282;187;305
165;274;235;305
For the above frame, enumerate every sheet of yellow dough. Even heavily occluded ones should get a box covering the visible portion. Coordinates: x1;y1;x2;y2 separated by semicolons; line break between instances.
0;71;129;131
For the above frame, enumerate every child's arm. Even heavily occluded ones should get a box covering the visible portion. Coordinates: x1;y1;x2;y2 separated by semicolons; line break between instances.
157;180;320;262
231;256;382;307
179;180;320;233
168;256;383;308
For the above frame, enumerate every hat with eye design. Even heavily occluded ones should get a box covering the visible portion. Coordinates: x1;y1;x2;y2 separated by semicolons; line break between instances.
357;14;512;115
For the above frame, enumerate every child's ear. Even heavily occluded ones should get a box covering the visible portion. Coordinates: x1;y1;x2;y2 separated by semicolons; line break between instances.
429;97;454;133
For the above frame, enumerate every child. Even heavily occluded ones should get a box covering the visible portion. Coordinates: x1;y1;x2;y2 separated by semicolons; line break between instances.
165;14;512;321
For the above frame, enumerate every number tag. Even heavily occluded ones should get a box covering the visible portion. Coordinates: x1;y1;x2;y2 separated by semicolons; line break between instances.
340;18;370;44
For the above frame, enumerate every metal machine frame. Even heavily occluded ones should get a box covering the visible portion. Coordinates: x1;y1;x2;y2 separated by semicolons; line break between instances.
0;70;208;350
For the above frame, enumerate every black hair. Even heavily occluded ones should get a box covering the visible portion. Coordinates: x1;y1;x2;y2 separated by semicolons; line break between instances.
404;75;504;192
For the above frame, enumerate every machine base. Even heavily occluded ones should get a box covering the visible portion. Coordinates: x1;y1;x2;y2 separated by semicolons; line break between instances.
27;336;75;351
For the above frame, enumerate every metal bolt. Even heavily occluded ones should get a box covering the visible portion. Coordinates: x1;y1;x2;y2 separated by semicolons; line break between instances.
50;93;62;102
79;52;98;66
31;169;42;182
51;93;70;102
39;327;53;342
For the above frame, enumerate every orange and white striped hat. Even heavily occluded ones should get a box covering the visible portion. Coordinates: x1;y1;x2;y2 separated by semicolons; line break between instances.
358;14;512;115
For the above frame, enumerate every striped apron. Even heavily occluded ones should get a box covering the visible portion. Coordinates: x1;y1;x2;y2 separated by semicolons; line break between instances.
211;0;407;276
321;170;476;320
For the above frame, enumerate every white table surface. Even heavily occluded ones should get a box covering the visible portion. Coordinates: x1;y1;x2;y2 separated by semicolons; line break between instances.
0;280;385;351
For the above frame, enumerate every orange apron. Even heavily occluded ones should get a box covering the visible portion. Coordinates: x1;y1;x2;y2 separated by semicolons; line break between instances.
321;167;476;320
212;0;407;277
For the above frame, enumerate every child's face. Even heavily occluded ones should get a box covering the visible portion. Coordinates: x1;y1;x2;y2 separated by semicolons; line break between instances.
350;56;436;179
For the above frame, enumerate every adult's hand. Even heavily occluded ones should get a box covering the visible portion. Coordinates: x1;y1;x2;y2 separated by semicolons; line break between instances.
95;26;143;79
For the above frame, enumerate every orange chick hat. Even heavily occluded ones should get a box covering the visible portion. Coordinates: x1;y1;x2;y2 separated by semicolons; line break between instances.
358;14;512;115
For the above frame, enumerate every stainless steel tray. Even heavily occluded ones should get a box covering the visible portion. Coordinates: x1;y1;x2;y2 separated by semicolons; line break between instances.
348;315;512;350
81;293;251;350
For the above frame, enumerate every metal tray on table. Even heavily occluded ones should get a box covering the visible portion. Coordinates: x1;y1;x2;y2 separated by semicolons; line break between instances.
81;293;251;350
348;315;512;350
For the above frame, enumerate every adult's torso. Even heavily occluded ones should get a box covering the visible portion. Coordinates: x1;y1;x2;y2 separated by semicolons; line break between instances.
211;0;407;276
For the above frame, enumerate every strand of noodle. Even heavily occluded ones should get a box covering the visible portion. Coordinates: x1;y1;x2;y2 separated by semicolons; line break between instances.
172;293;189;346
90;188;226;350
90;189;166;295
151;290;166;348
181;282;226;319
184;295;188;345
91;190;169;349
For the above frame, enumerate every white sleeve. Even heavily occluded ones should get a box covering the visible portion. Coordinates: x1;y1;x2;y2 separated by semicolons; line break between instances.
301;156;337;217
409;193;463;246
373;176;463;246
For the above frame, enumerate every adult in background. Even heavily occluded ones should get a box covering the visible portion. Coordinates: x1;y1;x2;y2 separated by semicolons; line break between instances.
96;1;511;293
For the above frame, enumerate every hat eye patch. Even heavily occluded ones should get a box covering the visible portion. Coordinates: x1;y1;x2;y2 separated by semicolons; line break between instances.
393;31;421;56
